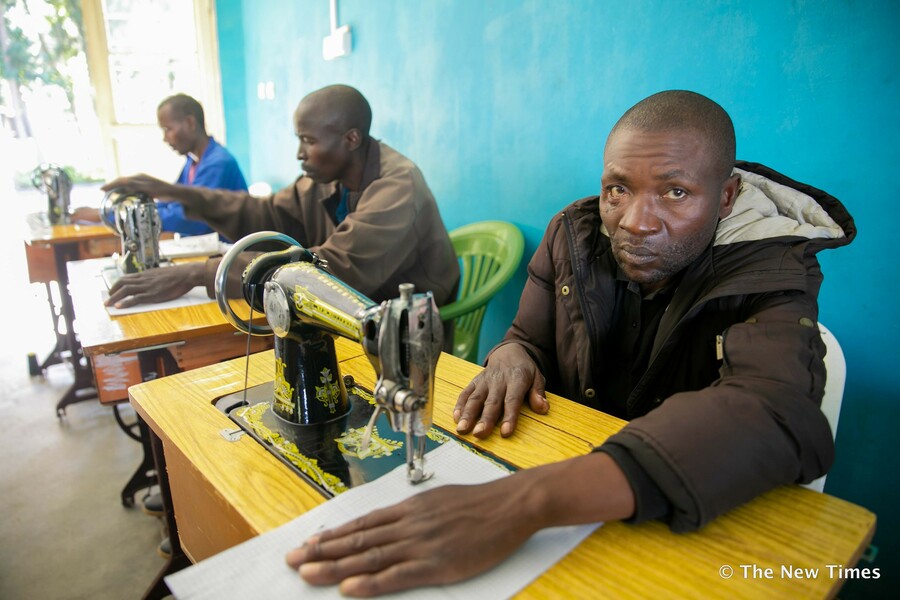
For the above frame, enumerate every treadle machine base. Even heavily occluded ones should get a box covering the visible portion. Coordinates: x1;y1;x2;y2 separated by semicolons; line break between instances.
215;378;513;498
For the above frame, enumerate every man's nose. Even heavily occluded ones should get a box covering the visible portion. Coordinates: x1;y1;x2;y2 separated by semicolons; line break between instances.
297;145;307;161
617;194;661;235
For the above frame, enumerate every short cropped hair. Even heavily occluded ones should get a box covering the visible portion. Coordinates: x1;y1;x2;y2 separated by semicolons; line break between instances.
610;90;736;180
159;93;205;131
302;85;372;137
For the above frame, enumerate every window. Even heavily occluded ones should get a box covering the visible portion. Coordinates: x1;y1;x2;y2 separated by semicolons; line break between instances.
103;0;203;124
82;0;224;178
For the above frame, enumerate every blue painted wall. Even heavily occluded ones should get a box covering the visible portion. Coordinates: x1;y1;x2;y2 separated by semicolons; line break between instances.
215;0;250;175
215;1;899;595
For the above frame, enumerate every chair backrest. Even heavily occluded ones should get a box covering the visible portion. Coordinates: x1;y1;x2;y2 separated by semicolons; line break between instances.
439;221;525;363
802;322;846;493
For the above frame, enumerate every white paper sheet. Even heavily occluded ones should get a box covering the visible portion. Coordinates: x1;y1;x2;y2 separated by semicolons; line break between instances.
159;232;231;259
102;287;213;316
165;442;601;599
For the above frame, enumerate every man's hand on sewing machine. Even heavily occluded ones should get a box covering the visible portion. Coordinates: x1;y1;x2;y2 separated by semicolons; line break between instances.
102;173;175;199
454;343;549;439
71;206;100;223
105;262;206;308
285;453;636;597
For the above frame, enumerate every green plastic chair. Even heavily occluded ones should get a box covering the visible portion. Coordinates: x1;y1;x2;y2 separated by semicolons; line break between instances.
440;221;525;363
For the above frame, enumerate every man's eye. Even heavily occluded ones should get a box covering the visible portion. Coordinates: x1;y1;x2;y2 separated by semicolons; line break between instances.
605;185;626;200
664;188;688;200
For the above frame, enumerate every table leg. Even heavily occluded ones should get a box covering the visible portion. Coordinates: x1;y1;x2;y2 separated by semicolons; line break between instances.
113;403;143;442
118;348;182;505
38;281;66;370
55;357;98;416
120;418;158;508
141;426;190;600
54;242;98;416
119;348;184;505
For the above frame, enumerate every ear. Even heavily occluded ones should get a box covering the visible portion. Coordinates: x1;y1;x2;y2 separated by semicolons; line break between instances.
344;128;362;152
718;172;741;219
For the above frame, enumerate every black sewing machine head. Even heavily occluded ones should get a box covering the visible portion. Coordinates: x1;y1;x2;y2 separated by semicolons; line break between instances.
100;188;162;274
31;164;72;225
215;231;443;483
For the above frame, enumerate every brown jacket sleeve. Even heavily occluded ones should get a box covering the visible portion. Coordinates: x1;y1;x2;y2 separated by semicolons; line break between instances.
309;168;430;299
181;185;308;299
488;219;565;381
601;291;834;532
185;164;456;304
182;185;310;245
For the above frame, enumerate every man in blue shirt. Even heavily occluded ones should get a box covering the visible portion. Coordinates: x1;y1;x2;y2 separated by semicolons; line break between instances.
73;94;247;237
156;93;247;236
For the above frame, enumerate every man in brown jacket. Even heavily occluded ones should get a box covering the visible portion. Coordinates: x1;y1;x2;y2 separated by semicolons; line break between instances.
285;91;855;597
102;85;459;308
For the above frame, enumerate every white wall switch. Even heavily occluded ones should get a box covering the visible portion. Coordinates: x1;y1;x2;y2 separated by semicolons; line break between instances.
323;25;352;60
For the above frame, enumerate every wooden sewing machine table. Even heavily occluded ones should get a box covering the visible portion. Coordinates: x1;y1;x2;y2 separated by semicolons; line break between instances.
22;214;119;414
67;256;273;509
129;347;876;600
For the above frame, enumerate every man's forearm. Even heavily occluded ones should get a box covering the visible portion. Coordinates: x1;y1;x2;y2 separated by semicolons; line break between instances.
160;183;208;210
519;452;636;528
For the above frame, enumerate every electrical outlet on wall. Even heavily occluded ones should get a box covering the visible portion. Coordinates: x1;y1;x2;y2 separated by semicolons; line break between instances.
256;81;276;100
323;25;351;60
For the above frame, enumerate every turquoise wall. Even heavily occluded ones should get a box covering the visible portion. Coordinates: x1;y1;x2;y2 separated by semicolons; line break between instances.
215;2;899;595
215;0;250;174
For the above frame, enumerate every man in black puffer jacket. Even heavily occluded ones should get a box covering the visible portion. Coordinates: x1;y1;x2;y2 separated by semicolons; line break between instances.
285;90;856;596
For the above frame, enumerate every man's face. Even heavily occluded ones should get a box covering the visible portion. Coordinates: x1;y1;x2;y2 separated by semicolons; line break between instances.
294;103;350;184
157;104;195;155
599;127;737;295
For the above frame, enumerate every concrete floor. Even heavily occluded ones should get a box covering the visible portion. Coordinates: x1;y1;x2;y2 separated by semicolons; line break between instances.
0;187;166;599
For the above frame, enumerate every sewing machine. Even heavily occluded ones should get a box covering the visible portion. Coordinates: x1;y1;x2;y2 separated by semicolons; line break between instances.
99;188;162;278
31;164;72;225
215;231;443;486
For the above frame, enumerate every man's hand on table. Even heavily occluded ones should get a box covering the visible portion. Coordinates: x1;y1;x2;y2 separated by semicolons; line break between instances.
286;454;636;597
454;342;549;438
286;474;541;597
106;262;206;308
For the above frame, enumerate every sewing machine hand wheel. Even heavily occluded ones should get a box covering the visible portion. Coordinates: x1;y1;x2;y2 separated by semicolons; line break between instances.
99;187;145;231
99;189;119;231
30;164;51;189
215;230;306;336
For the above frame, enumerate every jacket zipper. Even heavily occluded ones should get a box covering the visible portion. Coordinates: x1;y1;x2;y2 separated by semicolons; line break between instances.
627;295;724;413
561;212;601;388
628;283;789;413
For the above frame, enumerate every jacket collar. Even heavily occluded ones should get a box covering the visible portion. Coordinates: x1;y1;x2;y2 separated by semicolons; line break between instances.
357;137;381;193
313;138;381;211
188;136;216;165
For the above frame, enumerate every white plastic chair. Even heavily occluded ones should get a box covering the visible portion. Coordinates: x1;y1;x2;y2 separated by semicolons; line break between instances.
802;323;846;492
248;181;273;197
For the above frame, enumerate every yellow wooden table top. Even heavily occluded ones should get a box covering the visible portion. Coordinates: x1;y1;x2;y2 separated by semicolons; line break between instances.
68;256;264;357
23;212;116;244
129;346;876;599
